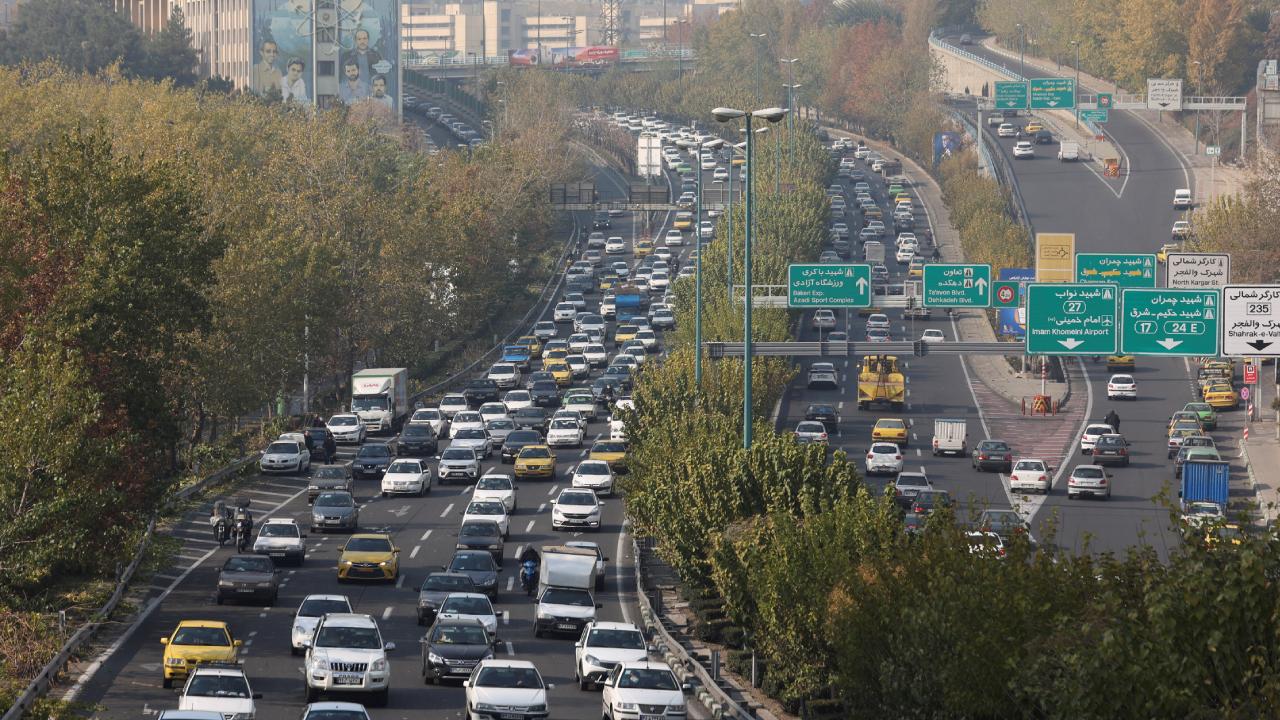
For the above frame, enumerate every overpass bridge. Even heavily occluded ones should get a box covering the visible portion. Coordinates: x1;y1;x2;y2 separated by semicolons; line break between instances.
404;48;695;78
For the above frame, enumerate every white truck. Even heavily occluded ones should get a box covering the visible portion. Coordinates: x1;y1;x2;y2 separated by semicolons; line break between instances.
534;545;601;638
931;418;968;457
864;240;886;265
350;368;409;435
1172;188;1193;209
1057;142;1080;161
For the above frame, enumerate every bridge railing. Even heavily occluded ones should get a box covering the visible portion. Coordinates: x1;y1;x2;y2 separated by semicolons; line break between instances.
403;47;694;69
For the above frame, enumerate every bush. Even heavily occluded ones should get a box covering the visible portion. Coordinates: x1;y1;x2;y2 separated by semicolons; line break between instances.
807;698;847;720
694;618;733;643
720;625;747;649
688;597;725;614
696;606;726;623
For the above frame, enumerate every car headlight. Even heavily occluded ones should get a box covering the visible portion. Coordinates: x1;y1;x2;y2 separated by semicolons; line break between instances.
670;702;686;712
165;657;185;666
312;513;324;521
537;609;552;620
293;624;307;636
310;657;328;672
339;560;352;567
584;654;602;666
615;703;638;711
371;658;387;672
488;544;501;550
256;581;274;588
378;561;389;567
218;580;234;587
475;703;499;711
527;704;547;713
428;652;445;664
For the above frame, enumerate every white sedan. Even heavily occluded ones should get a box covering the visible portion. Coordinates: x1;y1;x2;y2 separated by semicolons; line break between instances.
553;302;578;323
407;408;449;439
473;473;517;512
601;661;685;720
260;439;311;475
465;660;547;717
551;488;603;532
1012;141;1035;158
712;167;729;181
380;458;431;497
664;229;684;246
291;594;352;655
451;411;486;435
895;246;916;263
547;419;586;448
1008;458;1051;494
503;390;533;413
477;402;509;425
997;123;1017;137
450;428;493;459
605;237;627;254
1107;374;1136;400
326;414;366;444
462;499;511;539
650;272;670;292
1080;423;1117;454
864;442;904;476
436;593;499;639
921;329;945;343
486;363;522;389
571;460;615;495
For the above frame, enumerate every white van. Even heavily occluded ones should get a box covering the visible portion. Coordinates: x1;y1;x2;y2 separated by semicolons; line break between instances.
931;418;968;456
1172;188;1193;209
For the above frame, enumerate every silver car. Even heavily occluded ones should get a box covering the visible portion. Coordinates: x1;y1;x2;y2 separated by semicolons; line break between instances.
793;421;829;445
1067;464;1111;500
310;491;359;533
439;447;481;483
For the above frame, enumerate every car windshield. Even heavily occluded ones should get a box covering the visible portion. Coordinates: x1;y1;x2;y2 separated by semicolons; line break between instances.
423;574;474;592
475;666;543;689
878;420;905;429
507;431;541;445
441;595;493;615
1015;461;1045;471
455;412;481;423
1074;467;1105;479
578;463;609;475
305;711;367;720
460;522;499;538
980;442;1010;452
386;461;421;474
1186;403;1210;412
559;492;596;506
1097;437;1124;447
897;476;928;488
451;553;494;571
618;668;679;690
455;429;487;440
356;445;391;459
315;492;353;507
329;416;358;426
1111;375;1134;384
315;625;381;649
414;410;442;420
587;628;645;649
542;587;594;606
351;398;387;411
402;425;432;438
186;675;251;698
224;557;273;573
871;443;899;454
520;447;551;459
442;396;467;406
432;625;489;645
442;448;476;460
267;442;298;454
506;391;531;401
487;419;515;430
594;442;625;453
551;420;578;430
477;476;513;491
1086;425;1113;435
345;537;392;552
172;627;230;646
491;364;516;374
468;502;504;516
259;523;298;537
298;598;351;617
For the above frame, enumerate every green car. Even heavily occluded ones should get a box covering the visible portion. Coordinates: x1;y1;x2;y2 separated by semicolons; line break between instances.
887;184;904;199
675;163;693;175
1183;402;1218;430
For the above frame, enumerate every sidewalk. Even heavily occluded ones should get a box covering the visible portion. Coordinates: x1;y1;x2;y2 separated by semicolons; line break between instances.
981;37;1248;202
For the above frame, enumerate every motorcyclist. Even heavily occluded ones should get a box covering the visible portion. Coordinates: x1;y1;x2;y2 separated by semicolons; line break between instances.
233;503;254;553
1104;409;1120;433
519;546;540;596
210;500;233;546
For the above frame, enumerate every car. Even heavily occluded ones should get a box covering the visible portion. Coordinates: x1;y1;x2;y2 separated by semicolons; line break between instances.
971;440;1014;473
1106;355;1135;371
593;212;611;230
420;617;495;684
553;302;578;323
564;391;599;421
1090;433;1130;467
456;519;505;564
435;592;500;642
895;245;916;263
253;518;307;565
380;458;431;497
1107;374;1136;400
484;418;517;444
500;429;543;464
872;418;908;446
515;444;557;480
575;314;607;334
464;378;501;406
1023;121;1044;134
160;620;241;688
1203;383;1238;409
604;236;627;254
865;442;904;476
908;489;953;517
337;534;399;582
794;420;830;445
533;320;559;341
515;335;543;358
308;465;354;503
1181;402;1218;430
461;499;511;540
921;329;945;343
326;413;367;444
290;594;354;656
529;380;561;408
866;327;890;343
486;363;522;390
416;572;478;625
177;666;261;718
463;660;548;720
997;123;1017;137
977;509;1033;544
552;488;603;531
1008;458;1051;494
565;354;590;378
398;422;439;457
805;362;839;389
1080;423;1117;455
1034;129;1054;145
892;472;932;508
472;473;517;513
503;390;534;413
216;554;279;605
260;438;311;475
351;442;394;481
1167;427;1206;458
571;459;615;495
439;393;470;420
544;418;584;448
811;309;837;330
1171;220;1192;239
513;406;551;433
650;308;676;329
1174;446;1222;479
574;621;648;690
804;403;839;431
447;550;500;601
311;491;359;533
1066;464;1111;499
589;440;628;473
601;661;686;720
302;426;334;461
439;447;481;483
500;345;532;371
302;613;394;705
451;428;495;459
866;313;890;330
1157;242;1182;263
966;531;1007;559
1181;501;1225;528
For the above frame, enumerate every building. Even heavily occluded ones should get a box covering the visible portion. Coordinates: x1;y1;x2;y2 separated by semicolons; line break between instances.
113;0;173;33
177;0;253;87
1;0;21;29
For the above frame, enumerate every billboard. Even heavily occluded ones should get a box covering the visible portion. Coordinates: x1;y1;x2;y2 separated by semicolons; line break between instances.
509;49;541;66
251;0;315;103
338;0;400;117
932;131;964;166
997;267;1035;337
549;46;620;67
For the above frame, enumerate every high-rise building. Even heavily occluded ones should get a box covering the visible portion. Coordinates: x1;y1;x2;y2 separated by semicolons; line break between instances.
113;0;173;33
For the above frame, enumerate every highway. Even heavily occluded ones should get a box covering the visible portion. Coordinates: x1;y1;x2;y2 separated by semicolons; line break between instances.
74;120;715;720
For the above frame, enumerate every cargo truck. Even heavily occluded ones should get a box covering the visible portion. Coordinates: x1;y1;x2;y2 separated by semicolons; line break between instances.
613;285;647;324
350;368;409;434
1057;142;1080;161
1179;460;1230;513
931;418;967;456
534;545;601;637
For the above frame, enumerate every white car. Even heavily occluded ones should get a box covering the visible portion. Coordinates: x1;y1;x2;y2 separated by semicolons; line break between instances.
997;122;1017;137
291;594;353;655
253;518;307;565
477;402;509;425
473;473;517;513
553;302;578;323
921;329;945;343
565;354;590;378
864;442;904;476
574;621;648;690
486;363;522;389
664;229;684;246
451;411;486;435
464;660;548;719
533;320;559;341
812;309;836;330
601;661;687;720
326;414;366;444
635;329;659;351
381;458;431;497
1107;374;1136;400
650;272;670;292
584;343;609;367
439;393;470;420
408;408;449;439
462;499;510;539
699;220;715;239
563;292;587;311
178;666;259;719
1080;423;1117;455
451;428;493;459
1013;140;1034;158
552;409;587;429
571;460;615;495
547;418;586;448
599;296;617;318
302;613;394;705
1066;464;1111;500
610;354;639;372
895;245;916;263
895;232;917;247
712;167;729;181
564;392;598;421
605;237;627;254
567;333;591;352
260;438;311;475
438;446;481;483
866;313;890;330
436;592;499;639
1172;220;1192;238
503;390;533;413
551;488;603;531
1008;458;1051;494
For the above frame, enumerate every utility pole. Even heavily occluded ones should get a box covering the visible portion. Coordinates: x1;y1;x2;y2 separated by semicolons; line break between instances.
1071;40;1080;128
1193;60;1204;155
1016;23;1025;79
750;33;767;103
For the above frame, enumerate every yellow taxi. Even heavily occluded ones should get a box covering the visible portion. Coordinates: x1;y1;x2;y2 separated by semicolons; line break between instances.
589;440;628;473
863;207;883;222
1157;242;1182;263
337;533;400;582
160;620;241;688
1168;419;1203;439
1167;411;1203;431
515;335;543;359
894;196;914;211
673;212;693;230
732;155;745;166
1024;121;1044;133
515;444;557;480
635;239;654;257
543;348;569;363
614;324;639;344
1203;383;1238;409
872;418;908;446
1106;355;1135;371
908;259;925;278
599;276;617;292
545;360;573;386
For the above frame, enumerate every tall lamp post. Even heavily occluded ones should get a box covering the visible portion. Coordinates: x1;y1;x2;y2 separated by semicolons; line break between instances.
784;82;802;165
713;106;788;449
1070;40;1080;128
678;136;714;388
1016;23;1025;79
675;18;689;77
726;140;745;300
749;33;767;102
779;57;798;132
1193;60;1204;155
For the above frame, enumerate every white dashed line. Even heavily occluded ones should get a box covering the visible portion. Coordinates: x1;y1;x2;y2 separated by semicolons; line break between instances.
837;402;844;410
525;520;536;533
915;449;921;456
410;545;421;559
547;485;560;496
505;641;515;656
396;574;406;589
912;433;918;440
382;606;393;620
538;503;547;513
440;503;455;517
506;577;515;591
420;529;433;542
502;611;510;624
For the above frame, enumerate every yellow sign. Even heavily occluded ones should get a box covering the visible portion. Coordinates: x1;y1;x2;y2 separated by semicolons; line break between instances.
1036;233;1076;283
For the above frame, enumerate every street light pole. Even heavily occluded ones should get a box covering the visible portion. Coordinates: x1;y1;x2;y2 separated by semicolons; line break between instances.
694;139;703;387
1016;23;1025;79
750;33;767;103
1071;40;1080;128
1193;60;1204;155
536;0;541;60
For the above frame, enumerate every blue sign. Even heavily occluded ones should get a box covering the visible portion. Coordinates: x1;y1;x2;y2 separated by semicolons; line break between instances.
997;267;1035;337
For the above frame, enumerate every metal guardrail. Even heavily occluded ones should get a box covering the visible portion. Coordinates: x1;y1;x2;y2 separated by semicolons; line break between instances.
706;340;1027;357
403;48;695;68
947;106;1036;243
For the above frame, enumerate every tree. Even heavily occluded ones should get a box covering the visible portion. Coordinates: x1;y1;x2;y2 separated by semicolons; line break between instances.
0;0;147;74
142;6;199;86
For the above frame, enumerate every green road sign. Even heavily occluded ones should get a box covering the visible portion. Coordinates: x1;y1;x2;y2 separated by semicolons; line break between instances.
788;264;871;308
1030;77;1076;109
1120;288;1220;356
1075;253;1156;288
922;264;992;307
1026;283;1118;354
1079;108;1109;123
993;281;1020;308
994;81;1029;110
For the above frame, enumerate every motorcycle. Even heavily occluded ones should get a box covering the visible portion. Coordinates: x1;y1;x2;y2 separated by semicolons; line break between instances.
520;560;539;596
211;501;233;547
234;516;253;553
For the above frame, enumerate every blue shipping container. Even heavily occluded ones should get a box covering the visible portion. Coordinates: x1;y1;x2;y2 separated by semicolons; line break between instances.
1181;460;1230;509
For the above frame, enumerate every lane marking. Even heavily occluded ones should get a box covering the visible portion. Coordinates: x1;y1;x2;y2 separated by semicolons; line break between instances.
410;545;421;559
547;485;560;496
440;503;455;518
538;503;547;513
396;574;406;589
382;606;392;620
505;641;515;656
506;577;515;591
420;529;433;542
525;520;536;533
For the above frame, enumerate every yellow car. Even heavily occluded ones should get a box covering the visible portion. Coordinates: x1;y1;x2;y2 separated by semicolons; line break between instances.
908;260;924;278
872;418;909;446
515;444;557;479
1106;355;1135;371
1024;121;1044;133
615;324;639;344
337;533;400;582
1203;383;1238;409
515;335;543;359
1157;242;1182;263
599;276;617;291
1168;419;1202;438
1167;411;1202;431
673;212;693;230
160;620;241;688
543;348;569;363
589;440;628;473
545;360;573;386
732;155;745;167
635;239;654;257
